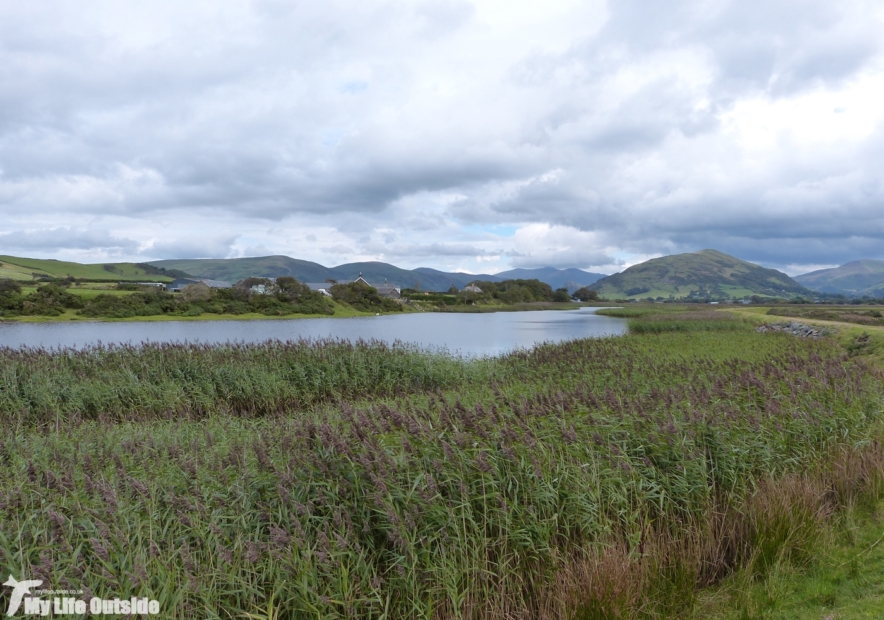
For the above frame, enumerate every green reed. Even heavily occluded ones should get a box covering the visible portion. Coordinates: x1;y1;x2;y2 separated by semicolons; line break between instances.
0;324;883;618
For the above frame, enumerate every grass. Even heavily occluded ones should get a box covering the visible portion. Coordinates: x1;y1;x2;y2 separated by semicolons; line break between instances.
696;499;884;619
0;302;390;323
0;312;883;618
767;305;884;328
431;301;581;313
19;285;137;299
0;255;174;282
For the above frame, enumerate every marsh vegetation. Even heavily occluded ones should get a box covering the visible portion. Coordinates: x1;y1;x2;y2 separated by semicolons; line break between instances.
0;310;882;618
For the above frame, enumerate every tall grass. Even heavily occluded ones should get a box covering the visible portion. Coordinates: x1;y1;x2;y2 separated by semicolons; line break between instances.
0;339;482;426
0;328;882;618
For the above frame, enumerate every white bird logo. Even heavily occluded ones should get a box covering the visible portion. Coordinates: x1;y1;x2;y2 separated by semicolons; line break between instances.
3;575;43;617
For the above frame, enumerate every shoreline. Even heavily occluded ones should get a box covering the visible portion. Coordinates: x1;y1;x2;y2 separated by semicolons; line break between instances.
0;301;597;324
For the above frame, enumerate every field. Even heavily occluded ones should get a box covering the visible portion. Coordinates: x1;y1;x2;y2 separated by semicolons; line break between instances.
0;255;176;282
0;309;883;618
766;304;884;327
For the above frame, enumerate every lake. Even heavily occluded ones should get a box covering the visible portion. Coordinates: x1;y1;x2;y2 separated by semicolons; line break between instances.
0;307;627;356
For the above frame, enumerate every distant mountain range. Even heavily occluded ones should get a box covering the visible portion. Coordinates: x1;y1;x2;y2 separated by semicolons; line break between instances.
793;260;884;297
593;249;812;300
148;256;607;293
6;250;884;299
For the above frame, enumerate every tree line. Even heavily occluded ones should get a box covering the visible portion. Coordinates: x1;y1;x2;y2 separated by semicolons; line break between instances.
0;277;402;318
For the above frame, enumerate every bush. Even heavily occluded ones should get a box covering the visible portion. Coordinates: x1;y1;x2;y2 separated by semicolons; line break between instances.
331;281;401;312
572;287;599;302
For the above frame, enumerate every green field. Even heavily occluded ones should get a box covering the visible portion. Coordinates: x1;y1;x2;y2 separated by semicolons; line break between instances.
1;309;882;618
0;255;176;282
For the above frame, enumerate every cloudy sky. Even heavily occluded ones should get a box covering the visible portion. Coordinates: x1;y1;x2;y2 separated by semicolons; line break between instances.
1;0;883;275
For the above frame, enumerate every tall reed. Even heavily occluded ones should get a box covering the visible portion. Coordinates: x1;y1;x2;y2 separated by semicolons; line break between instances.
0;328;882;618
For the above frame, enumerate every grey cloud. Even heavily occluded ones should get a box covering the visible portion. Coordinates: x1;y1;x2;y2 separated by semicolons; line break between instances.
0;1;882;271
510;249;618;271
381;243;500;258
143;236;238;260
0;228;139;253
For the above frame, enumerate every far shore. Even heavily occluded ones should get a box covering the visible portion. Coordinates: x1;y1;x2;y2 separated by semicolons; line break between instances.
0;301;607;324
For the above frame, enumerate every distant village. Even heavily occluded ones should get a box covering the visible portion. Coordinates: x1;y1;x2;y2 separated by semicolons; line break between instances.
161;274;408;299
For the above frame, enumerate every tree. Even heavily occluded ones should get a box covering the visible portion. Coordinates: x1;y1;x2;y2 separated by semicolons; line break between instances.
0;279;22;296
571;287;599;302
276;277;311;300
235;277;278;298
553;287;571;302
182;282;212;302
330;281;400;312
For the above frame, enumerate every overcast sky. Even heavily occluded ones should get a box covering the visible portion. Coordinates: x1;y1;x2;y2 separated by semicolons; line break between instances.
1;0;883;275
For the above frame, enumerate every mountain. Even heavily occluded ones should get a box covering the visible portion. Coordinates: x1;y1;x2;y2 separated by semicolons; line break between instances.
411;268;504;290
149;257;472;291
794;260;884;295
0;255;182;282
592;249;812;300
148;256;607;292
146;256;334;284
494;267;606;291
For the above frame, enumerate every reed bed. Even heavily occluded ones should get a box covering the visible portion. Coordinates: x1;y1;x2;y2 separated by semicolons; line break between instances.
0;339;482;427
0;326;883;618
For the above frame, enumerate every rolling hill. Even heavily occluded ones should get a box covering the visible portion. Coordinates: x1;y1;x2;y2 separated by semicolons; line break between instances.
0;255;183;282
592;249;812;300
794;259;884;295
494;267;606;291
149;256;606;292
149;256;472;291
146;256;333;285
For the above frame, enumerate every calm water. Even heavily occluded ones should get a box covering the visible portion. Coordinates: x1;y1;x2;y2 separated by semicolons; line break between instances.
0;308;626;356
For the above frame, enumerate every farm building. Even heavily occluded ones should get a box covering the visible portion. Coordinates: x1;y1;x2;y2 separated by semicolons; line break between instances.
306;275;401;299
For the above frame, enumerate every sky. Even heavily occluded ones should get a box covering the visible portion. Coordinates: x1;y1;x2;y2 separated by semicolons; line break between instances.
1;0;883;276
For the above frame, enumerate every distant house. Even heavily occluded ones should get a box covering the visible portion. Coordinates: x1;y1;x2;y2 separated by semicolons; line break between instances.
169;278;232;292
314;274;401;299
372;279;401;299
462;284;483;294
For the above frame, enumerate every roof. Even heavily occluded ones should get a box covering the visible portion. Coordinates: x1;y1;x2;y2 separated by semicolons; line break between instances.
198;279;232;288
171;278;231;289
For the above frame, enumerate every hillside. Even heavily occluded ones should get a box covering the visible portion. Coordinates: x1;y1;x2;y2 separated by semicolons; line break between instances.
327;262;467;291
148;256;334;284
794;259;884;295
592;249;811;300
150;257;470;291
0;255;181;282
495;267;605;291
149;256;604;292
411;268;503;290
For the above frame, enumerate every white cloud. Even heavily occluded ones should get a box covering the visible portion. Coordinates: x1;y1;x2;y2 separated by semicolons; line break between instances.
0;0;882;274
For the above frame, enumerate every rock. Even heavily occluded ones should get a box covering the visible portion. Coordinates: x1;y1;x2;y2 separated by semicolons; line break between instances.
755;321;827;339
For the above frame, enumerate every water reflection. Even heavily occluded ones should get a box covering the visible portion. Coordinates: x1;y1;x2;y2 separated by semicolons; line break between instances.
0;307;626;357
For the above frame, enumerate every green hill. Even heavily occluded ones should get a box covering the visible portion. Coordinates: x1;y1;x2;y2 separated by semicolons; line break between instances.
0;255;182;282
794;259;884;295
150;256;605;292
148;256;334;284
592;249;811;300
494;267;606;291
